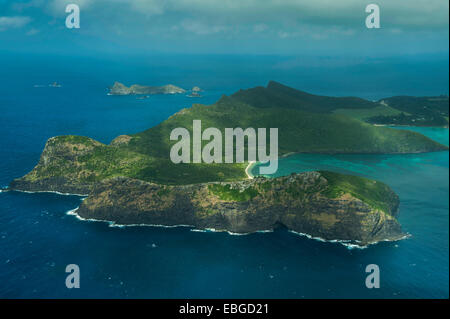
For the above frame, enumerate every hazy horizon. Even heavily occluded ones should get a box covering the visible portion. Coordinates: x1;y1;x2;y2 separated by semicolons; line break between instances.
0;0;448;56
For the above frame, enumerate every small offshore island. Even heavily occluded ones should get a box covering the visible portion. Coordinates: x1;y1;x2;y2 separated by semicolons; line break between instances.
109;82;186;95
8;82;449;247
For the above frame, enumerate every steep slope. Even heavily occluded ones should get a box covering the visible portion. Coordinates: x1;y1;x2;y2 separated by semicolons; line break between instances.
75;171;404;246
231;81;379;113
9;84;448;192
233;81;449;126
128;95;447;157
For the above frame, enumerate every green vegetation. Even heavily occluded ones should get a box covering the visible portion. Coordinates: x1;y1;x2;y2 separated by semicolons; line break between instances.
367;95;449;126
380;96;448;115
367;96;449;126
127;94;447;158
29;135;247;185
320;171;397;214
51;135;101;147
349;96;449;126
231;81;378;113
208;184;259;201
333;105;404;121
18;82;448;188
232;81;448;127
157;187;171;197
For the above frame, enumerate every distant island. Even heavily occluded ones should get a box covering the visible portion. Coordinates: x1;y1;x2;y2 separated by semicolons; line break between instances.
109;81;186;95
8;81;449;246
187;86;203;98
33;82;62;88
49;82;62;88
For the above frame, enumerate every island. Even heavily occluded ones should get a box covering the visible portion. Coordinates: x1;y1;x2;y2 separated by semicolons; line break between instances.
75;172;404;246
8;81;449;247
109;81;186;95
187;86;203;97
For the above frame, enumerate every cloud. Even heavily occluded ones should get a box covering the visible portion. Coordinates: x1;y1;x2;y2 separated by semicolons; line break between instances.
48;0;91;14
47;0;164;16
42;0;449;29
1;0;447;55
273;56;369;69
28;0;444;51
128;0;166;16
0;16;31;31
11;0;45;12
180;19;229;35
146;0;449;29
17;0;442;45
253;24;268;33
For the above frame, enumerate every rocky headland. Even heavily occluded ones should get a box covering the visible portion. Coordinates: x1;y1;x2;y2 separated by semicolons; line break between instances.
74;171;404;246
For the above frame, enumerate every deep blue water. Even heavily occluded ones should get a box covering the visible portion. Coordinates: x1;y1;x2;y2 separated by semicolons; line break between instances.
0;55;448;298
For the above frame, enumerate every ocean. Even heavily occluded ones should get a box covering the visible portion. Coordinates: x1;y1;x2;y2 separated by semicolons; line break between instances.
0;54;448;298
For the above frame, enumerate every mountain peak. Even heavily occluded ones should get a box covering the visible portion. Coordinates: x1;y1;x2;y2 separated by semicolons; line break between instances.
266;80;285;89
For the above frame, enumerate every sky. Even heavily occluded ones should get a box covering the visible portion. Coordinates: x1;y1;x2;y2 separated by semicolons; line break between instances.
0;0;448;57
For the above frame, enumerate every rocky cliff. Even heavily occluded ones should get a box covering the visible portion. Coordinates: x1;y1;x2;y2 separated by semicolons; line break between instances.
9;135;104;194
75;171;404;246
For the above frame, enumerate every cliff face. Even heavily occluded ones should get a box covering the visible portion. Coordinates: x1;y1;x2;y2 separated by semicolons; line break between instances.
109;82;186;95
9;136;104;194
8;136;405;246
76;172;404;246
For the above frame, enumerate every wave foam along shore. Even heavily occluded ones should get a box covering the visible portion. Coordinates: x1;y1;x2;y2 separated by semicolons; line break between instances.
191;228;273;236
0;186;10;193
66;207;114;225
289;230;411;250
66;207;196;229
67;207;275;237
66;206;405;249
66;207;286;238
9;189;88;197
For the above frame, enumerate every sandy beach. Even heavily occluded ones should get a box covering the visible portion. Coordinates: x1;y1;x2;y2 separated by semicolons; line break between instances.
245;161;256;179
